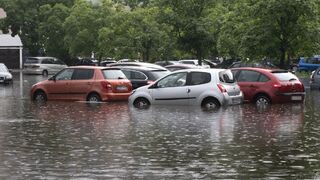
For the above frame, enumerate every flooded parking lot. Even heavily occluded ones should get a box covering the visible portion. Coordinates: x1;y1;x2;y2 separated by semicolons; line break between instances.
0;72;319;179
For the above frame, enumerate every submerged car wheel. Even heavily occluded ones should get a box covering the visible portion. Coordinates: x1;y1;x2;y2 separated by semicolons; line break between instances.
201;98;220;111
33;91;47;102
87;93;101;102
42;70;48;76
255;95;270;106
133;98;150;109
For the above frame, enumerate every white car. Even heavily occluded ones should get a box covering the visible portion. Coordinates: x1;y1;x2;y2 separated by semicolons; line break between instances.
0;63;13;84
23;57;68;76
179;59;215;68
129;69;243;110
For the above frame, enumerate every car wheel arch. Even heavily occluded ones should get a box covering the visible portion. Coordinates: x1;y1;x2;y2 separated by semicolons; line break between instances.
201;96;221;107
253;92;272;103
86;91;101;100
33;89;47;100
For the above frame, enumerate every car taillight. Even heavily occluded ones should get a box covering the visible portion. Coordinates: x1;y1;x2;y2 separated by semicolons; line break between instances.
273;83;281;88
101;81;112;91
217;83;227;93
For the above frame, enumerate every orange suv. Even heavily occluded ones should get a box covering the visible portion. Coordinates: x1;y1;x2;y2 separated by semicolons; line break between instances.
30;66;132;102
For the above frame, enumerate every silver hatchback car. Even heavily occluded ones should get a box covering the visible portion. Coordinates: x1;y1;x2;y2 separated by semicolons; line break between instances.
129;69;243;110
24;57;67;76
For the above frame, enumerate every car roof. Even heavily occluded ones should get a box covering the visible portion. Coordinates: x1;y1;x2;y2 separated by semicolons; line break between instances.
68;66;121;70
165;64;200;68
27;56;57;59
115;66;168;71
231;67;286;73
107;62;167;70
173;68;227;73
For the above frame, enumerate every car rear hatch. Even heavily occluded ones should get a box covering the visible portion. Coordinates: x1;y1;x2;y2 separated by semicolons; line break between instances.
271;70;305;93
24;58;41;69
101;69;132;93
218;69;241;96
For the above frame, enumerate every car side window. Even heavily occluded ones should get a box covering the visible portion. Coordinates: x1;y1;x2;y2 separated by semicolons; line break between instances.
72;69;94;80
122;70;131;79
189;72;211;85
258;74;270;82
55;69;74;80
237;70;260;82
132;71;147;80
157;72;187;88
41;59;53;64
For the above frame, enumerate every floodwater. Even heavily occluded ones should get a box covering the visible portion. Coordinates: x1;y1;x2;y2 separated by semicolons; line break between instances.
0;72;319;179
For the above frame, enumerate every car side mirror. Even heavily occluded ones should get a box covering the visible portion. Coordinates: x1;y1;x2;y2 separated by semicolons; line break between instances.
149;83;158;89
48;76;56;81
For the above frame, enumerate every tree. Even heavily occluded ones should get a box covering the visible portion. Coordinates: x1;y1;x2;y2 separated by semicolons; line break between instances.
63;0;99;57
156;0;218;64
218;0;320;68
38;4;71;62
0;0;74;56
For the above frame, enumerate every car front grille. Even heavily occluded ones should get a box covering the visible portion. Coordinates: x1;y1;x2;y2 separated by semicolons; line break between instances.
0;77;4;80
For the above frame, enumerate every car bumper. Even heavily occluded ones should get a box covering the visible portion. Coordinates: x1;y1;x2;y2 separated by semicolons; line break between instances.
273;92;305;103
23;69;43;75
222;92;244;106
101;92;131;101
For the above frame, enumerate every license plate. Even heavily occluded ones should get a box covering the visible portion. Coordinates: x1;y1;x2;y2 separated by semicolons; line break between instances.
116;86;128;91
291;96;302;101
232;98;241;104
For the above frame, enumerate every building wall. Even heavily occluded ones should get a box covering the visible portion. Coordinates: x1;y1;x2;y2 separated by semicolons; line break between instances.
0;49;20;69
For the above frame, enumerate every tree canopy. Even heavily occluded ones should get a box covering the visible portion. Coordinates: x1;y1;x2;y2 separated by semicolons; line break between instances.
1;0;319;67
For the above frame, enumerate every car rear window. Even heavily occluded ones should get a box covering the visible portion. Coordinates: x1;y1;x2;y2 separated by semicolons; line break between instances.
102;69;127;79
272;71;298;81
25;58;40;64
219;70;235;83
150;70;170;80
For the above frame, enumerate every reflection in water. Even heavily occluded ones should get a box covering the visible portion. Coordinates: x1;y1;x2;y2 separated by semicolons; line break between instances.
0;74;319;178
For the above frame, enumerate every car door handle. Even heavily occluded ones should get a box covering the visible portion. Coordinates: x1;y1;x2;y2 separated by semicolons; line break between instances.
187;89;191;93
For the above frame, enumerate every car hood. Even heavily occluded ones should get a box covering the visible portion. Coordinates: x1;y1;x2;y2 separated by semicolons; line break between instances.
0;72;12;79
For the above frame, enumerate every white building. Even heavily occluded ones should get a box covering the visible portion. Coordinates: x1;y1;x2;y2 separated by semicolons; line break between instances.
0;34;23;69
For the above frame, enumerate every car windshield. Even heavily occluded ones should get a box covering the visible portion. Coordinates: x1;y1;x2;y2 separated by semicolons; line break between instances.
25;58;40;64
219;70;235;83
0;65;8;72
151;70;170;79
272;71;298;81
102;69;127;79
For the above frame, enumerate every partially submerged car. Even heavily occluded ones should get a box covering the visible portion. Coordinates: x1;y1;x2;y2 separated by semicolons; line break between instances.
31;66;132;102
0;63;12;84
231;67;305;105
24;57;67;76
129;69;243;110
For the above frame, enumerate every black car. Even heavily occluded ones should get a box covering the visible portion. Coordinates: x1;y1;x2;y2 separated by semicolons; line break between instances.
118;66;170;89
107;62;167;71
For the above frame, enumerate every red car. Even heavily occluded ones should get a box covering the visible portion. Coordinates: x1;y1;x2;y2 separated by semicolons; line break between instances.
31;66;132;102
231;68;305;105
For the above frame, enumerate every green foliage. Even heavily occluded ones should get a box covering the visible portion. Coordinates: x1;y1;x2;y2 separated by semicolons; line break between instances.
38;4;71;61
1;0;320;65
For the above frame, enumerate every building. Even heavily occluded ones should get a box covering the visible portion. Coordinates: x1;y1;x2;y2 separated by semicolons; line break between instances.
0;34;23;69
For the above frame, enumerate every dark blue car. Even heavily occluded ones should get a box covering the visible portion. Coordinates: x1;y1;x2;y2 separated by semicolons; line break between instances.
297;56;320;71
